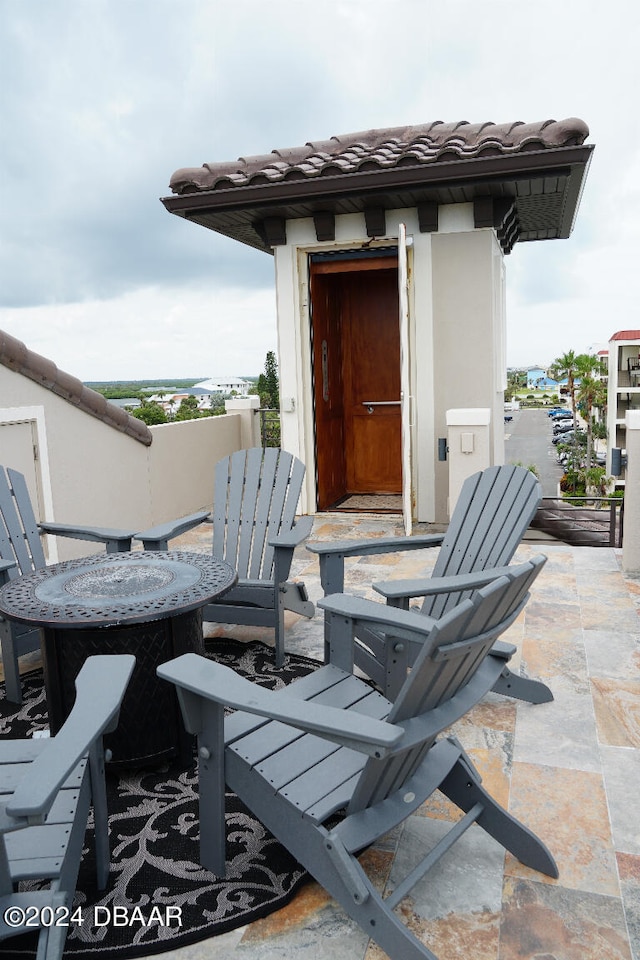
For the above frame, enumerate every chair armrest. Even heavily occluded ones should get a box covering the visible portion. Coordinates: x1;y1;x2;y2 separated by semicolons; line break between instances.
6;654;135;823
133;511;211;550
318;592;437;639
308;535;446;596
39;522;139;553
307;534;444;560
268;514;314;550
373;564;516;601
0;559;16;584
491;639;517;660
158;653;403;758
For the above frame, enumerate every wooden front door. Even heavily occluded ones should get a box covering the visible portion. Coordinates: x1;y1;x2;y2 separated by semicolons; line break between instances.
310;256;401;509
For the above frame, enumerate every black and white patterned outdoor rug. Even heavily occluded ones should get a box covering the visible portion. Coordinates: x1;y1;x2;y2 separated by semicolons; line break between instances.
0;640;316;958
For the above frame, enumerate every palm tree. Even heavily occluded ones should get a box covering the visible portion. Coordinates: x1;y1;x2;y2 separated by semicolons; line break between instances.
577;374;607;469
549;350;579;429
575;352;607;381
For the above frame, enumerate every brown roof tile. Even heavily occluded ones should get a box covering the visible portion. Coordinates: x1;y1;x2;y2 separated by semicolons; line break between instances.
0;329;152;446
170;118;590;194
163;118;593;256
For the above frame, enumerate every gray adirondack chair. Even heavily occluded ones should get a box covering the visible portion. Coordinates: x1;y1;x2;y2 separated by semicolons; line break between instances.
0;654;134;959
0;464;140;704
308;463;552;702
158;556;557;960
135;448;315;667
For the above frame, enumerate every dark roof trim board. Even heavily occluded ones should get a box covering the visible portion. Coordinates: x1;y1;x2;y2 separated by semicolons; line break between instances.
0;329;153;446
163;119;593;257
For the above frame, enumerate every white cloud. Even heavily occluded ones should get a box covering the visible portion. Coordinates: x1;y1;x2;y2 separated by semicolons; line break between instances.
0;285;277;381
1;0;639;378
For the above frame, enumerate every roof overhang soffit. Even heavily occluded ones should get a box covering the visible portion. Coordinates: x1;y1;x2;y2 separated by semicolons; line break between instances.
162;144;593;257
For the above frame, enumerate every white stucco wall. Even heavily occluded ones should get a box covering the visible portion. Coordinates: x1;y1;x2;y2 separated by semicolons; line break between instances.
147;414;242;522
0;366;151;560
431;227;505;518
622;410;640;573
273;203;506;523
607;334;640;477
0;365;251;561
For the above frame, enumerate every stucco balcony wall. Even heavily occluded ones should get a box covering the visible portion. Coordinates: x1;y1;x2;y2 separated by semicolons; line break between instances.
0;352;258;560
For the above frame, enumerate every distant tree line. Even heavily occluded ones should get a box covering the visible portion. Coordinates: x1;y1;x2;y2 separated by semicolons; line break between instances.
88;379;208;400
89;354;279;427
132;394;229;426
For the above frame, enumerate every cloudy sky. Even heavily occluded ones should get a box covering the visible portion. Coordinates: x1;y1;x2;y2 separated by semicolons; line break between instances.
1;0;638;382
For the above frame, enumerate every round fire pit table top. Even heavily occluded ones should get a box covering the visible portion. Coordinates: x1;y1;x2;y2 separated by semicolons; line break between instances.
0;550;237;629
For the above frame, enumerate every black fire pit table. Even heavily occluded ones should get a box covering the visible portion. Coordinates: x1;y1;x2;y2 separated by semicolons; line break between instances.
0;550;236;767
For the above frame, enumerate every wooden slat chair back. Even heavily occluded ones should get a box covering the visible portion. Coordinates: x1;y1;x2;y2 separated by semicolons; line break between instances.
0;467;47;577
212;447;306;583
308;464;548;703
424;464;541;618
346;561;542;818
1;465;139;703
136;448;315;667
392;557;538;722
159;556;556;960
0;655;134;960
1;468;48;703
205;449;314;666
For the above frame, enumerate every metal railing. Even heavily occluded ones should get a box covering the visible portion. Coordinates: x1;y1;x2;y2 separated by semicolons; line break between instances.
530;496;624;548
257;408;281;448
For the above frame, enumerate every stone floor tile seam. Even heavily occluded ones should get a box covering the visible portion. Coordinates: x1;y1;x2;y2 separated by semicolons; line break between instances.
503;877;634;960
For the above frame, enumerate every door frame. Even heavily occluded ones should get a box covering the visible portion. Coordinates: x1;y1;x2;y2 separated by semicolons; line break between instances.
398;223;413;535
0;405;57;558
303;237;416;523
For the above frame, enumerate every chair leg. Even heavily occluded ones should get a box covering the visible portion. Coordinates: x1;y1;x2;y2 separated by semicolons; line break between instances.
245;814;440;960
197;704;227;878
492;667;554;703
382;643;410;700
333;866;440;960
1;631;22;705
438;749;558;878
274;587;286;668
89;743;111;890
223;760;441;960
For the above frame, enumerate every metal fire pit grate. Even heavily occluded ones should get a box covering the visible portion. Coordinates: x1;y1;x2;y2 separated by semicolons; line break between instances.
0;550;237;628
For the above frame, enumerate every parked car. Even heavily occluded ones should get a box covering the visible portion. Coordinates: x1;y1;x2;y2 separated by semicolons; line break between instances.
553;423;574;434
553;429;586;446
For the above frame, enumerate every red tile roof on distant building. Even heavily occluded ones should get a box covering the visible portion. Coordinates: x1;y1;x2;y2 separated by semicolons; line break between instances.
610;330;640;341
0;329;152;445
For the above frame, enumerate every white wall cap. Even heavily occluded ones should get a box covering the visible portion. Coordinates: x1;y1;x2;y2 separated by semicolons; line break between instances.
446;408;492;426
625;410;640;430
225;396;260;411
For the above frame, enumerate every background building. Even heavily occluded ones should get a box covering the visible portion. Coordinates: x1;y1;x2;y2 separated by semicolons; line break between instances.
606;329;640;479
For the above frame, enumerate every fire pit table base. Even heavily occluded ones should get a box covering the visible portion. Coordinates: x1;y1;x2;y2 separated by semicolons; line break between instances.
0;551;237;768
42;609;204;767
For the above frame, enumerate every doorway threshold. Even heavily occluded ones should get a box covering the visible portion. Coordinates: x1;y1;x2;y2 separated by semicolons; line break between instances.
326;494;402;514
